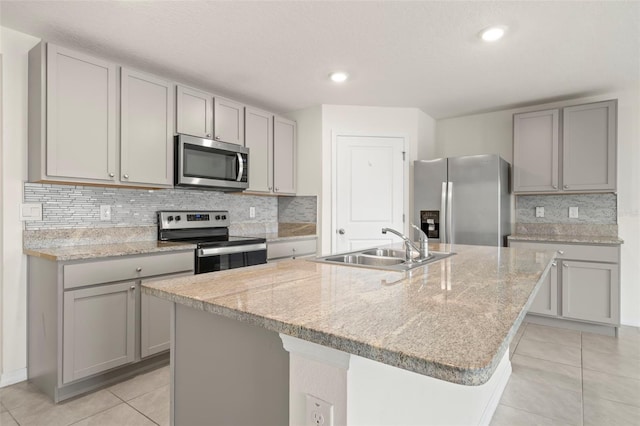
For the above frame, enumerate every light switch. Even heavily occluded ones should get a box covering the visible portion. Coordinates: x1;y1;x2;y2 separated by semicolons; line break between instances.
569;206;579;218
20;203;42;221
535;207;544;218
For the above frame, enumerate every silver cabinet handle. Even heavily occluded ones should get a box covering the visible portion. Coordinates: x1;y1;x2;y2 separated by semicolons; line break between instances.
275;187;279;191
564;185;569;189
268;186;273;191
206;133;212;138
552;262;557;267
338;229;345;235
108;173;114;178
558;250;564;255
552;185;558;189
136;267;142;272
215;135;221;140
563;263;568;267
123;174;129;179
292;248;296;252
130;285;135;291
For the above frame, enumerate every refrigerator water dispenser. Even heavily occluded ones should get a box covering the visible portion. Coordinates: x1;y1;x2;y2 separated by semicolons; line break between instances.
420;210;440;239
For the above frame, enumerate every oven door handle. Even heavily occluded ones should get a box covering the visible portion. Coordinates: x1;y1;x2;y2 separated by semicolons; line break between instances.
236;153;245;182
198;243;266;257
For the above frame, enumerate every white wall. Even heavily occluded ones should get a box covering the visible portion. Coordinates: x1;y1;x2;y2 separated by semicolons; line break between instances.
318;105;435;254
435;90;640;326
0;27;40;386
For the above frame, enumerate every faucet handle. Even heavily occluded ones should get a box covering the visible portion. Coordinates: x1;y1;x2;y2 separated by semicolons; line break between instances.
411;223;427;241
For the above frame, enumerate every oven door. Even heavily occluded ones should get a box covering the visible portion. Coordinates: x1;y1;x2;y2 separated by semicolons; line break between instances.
196;243;267;274
176;134;249;191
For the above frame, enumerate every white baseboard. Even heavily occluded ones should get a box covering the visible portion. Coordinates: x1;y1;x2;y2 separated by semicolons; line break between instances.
0;368;27;388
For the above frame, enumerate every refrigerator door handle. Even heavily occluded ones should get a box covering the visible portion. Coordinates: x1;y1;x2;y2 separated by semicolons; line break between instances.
440;182;447;244
447;181;453;244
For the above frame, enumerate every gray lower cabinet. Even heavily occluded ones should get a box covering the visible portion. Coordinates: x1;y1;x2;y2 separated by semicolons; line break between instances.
509;240;620;328
529;261;558;316
561;260;619;325
273;116;297;195
28;250;193;402
63;281;136;384
267;238;317;261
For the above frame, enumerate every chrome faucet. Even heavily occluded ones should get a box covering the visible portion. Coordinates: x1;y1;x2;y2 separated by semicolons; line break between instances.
381;227;424;262
411;223;429;259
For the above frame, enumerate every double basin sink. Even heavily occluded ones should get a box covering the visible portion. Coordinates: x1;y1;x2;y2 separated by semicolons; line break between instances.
313;248;455;272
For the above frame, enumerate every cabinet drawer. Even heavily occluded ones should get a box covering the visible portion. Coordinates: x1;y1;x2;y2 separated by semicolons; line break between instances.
509;241;619;263
267;239;317;260
64;251;193;289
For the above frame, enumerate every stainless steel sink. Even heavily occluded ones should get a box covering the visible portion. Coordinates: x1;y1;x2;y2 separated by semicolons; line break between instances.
312;248;455;271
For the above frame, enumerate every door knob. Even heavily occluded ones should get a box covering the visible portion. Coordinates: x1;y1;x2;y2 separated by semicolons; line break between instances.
338;229;345;235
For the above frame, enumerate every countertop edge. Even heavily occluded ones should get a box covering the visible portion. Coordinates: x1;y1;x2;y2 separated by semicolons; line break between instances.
23;242;197;262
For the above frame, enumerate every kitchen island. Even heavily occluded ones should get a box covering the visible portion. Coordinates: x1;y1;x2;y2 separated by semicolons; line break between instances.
143;243;555;425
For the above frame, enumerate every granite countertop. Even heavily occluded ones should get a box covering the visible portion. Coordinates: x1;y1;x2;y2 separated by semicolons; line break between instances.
24;241;196;261
508;234;623;245
263;233;317;242
142;243;555;386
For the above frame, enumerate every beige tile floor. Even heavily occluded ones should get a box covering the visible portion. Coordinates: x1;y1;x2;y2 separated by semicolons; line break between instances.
1;322;639;425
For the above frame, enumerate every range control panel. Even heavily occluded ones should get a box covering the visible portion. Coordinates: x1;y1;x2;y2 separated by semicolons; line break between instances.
158;210;230;230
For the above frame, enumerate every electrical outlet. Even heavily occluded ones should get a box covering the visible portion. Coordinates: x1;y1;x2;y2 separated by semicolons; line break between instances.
306;394;333;426
569;206;579;218
249;206;256;219
100;205;112;221
535;207;545;218
20;203;42;221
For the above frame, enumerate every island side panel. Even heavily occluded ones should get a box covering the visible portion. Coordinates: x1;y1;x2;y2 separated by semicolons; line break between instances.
172;303;289;425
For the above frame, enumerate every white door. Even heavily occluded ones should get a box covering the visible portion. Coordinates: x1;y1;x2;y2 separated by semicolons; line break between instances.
334;135;405;253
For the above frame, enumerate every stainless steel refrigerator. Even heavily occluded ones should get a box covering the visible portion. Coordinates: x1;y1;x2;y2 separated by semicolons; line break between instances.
414;154;511;247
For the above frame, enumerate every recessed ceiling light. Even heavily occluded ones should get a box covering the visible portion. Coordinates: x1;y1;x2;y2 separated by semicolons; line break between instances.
480;26;507;42
329;71;349;83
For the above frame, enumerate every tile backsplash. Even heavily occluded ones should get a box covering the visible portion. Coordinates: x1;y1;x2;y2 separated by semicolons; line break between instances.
23;184;316;233
516;193;617;224
278;196;317;223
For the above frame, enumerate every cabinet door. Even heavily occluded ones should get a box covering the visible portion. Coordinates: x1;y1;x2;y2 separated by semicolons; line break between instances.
529;262;558;316
176;85;213;138
513;109;559;193
273;116;297;195
561;261;619;325
214;97;245;145
46;44;117;182
121;68;174;187
245;107;273;192
562;100;617;191
63;281;135;383
140;272;192;358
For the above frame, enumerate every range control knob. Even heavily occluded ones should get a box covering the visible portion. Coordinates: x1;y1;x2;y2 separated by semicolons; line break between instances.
167;216;174;222
221;215;227;220
175;215;181;221
215;215;221;220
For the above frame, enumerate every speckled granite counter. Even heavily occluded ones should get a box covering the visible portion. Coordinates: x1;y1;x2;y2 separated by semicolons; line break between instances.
508;234;623;245
24;240;196;261
262;233;317;243
143;243;555;386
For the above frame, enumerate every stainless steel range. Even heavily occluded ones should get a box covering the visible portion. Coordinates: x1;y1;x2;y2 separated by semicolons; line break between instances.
157;210;267;274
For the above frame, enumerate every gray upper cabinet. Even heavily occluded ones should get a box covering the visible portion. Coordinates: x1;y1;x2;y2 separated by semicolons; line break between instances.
562;100;617;192
513;109;559;192
176;85;213;139
214;97;245;145
273;116;297;195
513;100;617;194
244;107;274;193
120;68;174;187
30;43;118;184
63;281;136;384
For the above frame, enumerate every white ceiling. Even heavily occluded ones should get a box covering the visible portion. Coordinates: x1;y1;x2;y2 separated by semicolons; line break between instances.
1;1;638;119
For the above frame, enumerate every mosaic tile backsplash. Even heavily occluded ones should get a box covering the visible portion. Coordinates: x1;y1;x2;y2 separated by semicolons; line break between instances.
516;193;617;224
23;183;282;230
278;196;317;223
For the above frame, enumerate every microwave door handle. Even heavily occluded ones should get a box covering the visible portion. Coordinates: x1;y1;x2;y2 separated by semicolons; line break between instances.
236;153;244;182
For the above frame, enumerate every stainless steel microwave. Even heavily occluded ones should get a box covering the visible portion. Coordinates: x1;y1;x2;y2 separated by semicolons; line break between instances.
175;134;249;191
